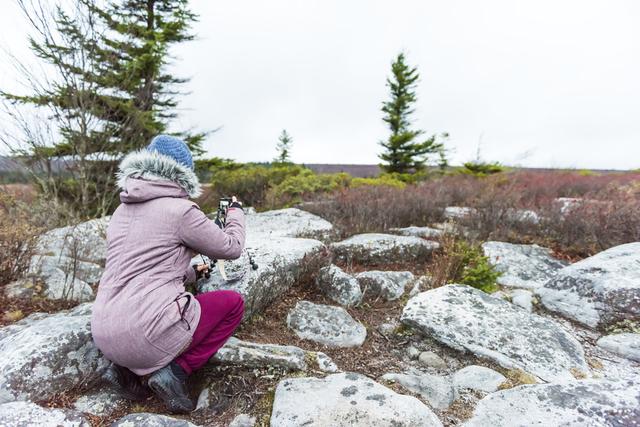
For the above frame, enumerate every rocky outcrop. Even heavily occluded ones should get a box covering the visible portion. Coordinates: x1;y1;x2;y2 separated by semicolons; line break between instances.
537;242;640;329
596;333;640;362
482;242;567;289
36;217;110;264
0;304;107;403
287;301;366;347
464;378;640;427
355;270;415;301
389;226;443;239
73;388;125;416
401;285;589;382
270;372;443;427
381;372;456;410
315;265;362;306
0;401;89;427
452;366;506;393
330;233;438;265
111;413;200;426
198;209;330;318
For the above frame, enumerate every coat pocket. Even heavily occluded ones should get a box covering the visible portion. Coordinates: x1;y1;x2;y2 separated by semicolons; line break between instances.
143;295;192;357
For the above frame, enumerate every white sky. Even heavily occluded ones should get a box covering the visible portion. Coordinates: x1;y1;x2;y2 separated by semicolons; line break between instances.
1;0;639;169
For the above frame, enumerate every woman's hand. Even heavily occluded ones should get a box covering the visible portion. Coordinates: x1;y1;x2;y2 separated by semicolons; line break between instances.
230;196;243;210
192;263;210;280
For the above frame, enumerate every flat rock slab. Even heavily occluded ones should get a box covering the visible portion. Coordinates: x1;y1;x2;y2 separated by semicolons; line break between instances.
0;401;89;427
597;333;640;362
245;207;333;238
389;226;443;239
464;377;640;427
73;388;125;416
381;372;456;410
287;301;366;347
270;372;443;427
111;413;199;426
401;285;589;382
537;242;640;329
212;337;307;370
0;304;107;403
315;264;362;306
330;233;439;265
482;242;567;289
355;270;415;301
452;365;506;393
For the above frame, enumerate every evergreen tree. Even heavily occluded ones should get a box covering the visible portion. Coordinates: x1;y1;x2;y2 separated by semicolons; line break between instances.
274;129;293;164
1;0;202;217
379;53;442;174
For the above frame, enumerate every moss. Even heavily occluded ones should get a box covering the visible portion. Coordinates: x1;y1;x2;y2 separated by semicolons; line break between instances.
254;386;276;427
2;310;24;322
393;323;414;337
497;369;538;390
605;319;640;334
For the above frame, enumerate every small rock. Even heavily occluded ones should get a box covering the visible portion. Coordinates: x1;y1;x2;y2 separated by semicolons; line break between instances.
377;321;399;336
229;413;256;427
111;412;199;426
315;265;362;306
382;372;456;410
418;351;447;370
389;226;443;239
596;333;640;362
409;276;431;297
511;289;533;312
0;401;89;426
287;301;367;347
270;372;442;426
443;206;476;220
406;345;421;360
212;337;307;370
452;365;506;393
73;388;125;416
355;270;415;301
316;352;339;373
330;233;439;265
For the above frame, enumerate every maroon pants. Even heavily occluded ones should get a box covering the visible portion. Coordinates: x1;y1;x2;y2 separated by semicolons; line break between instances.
174;290;244;375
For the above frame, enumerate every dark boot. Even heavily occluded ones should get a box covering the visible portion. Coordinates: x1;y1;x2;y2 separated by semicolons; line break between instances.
147;361;195;414
103;362;151;401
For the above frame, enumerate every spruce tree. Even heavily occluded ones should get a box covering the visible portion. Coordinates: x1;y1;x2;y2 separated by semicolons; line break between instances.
274;129;293;164
379;53;442;174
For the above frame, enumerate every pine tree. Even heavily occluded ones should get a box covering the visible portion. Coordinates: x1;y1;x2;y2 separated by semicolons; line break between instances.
274;129;293;164
379;53;442;174
1;0;202;217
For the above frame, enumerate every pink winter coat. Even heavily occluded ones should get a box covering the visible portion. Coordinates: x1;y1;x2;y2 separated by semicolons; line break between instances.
91;150;245;375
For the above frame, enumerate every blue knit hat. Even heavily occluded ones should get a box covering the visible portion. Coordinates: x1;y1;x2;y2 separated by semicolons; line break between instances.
146;134;194;170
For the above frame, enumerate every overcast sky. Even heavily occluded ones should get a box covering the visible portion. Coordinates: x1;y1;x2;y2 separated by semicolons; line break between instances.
1;1;639;169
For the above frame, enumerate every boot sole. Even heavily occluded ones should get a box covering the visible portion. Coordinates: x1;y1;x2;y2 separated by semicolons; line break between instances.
148;376;195;414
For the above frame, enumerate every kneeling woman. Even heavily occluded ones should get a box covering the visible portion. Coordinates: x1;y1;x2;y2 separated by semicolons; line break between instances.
91;135;246;413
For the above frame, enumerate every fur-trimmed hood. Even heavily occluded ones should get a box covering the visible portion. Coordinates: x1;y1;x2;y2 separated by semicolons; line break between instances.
116;149;202;199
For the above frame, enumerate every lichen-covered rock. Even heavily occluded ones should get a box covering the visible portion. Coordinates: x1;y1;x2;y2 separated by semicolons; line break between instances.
355;270;415;301
73;388;125;416
36;217;110;264
330;233;438;265
381;372;456;410
0;304;107;403
443;206;476;220
452;365;506;393
510;289;533;312
287;301;366;347
537;242;640;329
111;413;199;426
0;401;89;427
389;226;443;239
596;333;640;362
315;265;362;306
212;337;307;370
198;209;331;318
482;242;567;289
418;351;447;370
463;377;640;427
316;351;339;372
401;285;588;382
229;414;256;427
270;372;443;427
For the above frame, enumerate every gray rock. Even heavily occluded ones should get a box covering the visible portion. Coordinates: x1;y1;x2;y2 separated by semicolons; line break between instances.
111;413;199;426
270;372;443;427
212;337;307;370
0;401;89;427
443;206;476;220
452;365;506;393
389;226;443;239
36;217;110;264
229;414;256;427
406;345;421;360
198;209;330;318
315;265;362;306
382;372;456;410
73;388;125;416
597;333;640;362
0;304;107;403
482;242;568;289
418;351;447;370
316;352;339;372
537;242;640;329
377;321;399;336
330;233;439;265
506;209;540;224
464;377;640;427
401;285;589;382
287;301;366;347
409;276;431;297
356;270;415;301
510;289;533;312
